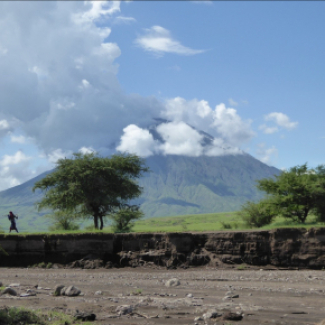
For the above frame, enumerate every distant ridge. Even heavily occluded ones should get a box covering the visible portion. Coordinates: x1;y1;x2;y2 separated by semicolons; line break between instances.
0;122;280;232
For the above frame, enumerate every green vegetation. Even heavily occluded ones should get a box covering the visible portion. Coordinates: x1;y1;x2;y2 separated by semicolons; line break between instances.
257;164;325;224
47;211;80;231
237;163;325;227
0;306;94;325
131;288;143;295
33;152;148;230
238;200;277;228
111;207;143;233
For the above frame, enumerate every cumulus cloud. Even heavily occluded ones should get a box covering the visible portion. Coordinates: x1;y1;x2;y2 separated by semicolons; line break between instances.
135;26;205;56
10;135;27;144
79;146;96;155
117;124;157;157
0;151;34;190
264;112;298;131
0;2;163;156
162;98;254;148
157;122;204;156
256;143;278;165
259;124;278;134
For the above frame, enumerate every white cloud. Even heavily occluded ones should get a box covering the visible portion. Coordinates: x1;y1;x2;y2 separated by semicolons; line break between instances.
117;124;157;157
228;98;238;107
256;143;278;165
212;103;255;146
0;2;163;155
264;112;298;130
157;122;204;156
114;16;136;24
47;149;72;165
10;135;27;144
73;1;121;24
0;151;34;190
79;146;96;154
205;138;242;156
162;98;254;149
135;26;205;56
259;124;279;134
0;151;30;166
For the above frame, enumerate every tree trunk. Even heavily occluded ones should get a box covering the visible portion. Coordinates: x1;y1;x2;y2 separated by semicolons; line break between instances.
99;215;104;230
93;215;98;229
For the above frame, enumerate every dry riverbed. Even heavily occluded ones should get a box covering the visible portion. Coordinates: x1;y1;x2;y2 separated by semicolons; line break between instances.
1;266;325;325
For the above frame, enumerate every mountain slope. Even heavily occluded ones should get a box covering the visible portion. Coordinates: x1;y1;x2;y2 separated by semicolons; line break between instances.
137;153;280;217
0;154;280;232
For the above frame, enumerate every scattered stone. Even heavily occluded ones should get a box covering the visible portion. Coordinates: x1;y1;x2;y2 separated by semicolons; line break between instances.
0;281;2;287
223;311;243;321
65;285;81;296
1;287;17;296
53;284;65;296
74;311;96;321
95;290;102;295
194;316;204;321
165;278;180;287
186;293;193;298
203;310;222;319
116;305;133;316
26;289;37;295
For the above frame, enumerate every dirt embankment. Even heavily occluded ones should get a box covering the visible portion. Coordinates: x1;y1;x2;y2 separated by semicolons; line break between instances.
1;228;325;269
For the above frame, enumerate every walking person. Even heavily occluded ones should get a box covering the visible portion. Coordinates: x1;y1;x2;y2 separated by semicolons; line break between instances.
8;211;19;233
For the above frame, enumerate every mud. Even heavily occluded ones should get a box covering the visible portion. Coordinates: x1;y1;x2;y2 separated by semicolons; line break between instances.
1;267;325;325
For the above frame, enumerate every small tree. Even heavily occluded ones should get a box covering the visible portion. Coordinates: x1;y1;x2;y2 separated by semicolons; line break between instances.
257;163;325;224
33;152;148;230
110;206;143;233
238;199;277;228
47;211;80;231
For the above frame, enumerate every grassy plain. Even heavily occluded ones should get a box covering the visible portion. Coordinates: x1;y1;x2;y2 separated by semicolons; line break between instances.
2;210;323;235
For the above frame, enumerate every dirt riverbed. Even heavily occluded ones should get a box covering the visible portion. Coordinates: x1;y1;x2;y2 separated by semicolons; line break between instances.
1;266;325;325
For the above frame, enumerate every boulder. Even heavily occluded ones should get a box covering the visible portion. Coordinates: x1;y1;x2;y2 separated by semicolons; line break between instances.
203;310;222;320
65;285;81;297
53;284;65;296
116;305;133;316
165;278;180;287
74;311;96;321
1;287;17;296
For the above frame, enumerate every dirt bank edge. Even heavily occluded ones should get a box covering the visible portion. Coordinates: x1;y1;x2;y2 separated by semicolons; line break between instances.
1;228;325;269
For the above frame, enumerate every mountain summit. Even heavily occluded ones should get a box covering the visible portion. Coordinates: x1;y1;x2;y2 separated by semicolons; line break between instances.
0;122;280;231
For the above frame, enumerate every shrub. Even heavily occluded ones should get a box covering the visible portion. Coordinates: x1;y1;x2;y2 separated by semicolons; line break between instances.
238;200;277;228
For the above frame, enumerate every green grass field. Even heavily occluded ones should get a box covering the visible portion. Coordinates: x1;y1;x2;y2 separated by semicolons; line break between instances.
2;210;324;235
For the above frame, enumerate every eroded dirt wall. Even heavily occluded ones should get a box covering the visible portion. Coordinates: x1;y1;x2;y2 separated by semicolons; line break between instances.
1;228;325;268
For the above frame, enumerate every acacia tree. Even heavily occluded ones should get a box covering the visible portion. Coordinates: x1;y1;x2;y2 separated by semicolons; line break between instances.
257;163;325;223
33;153;148;230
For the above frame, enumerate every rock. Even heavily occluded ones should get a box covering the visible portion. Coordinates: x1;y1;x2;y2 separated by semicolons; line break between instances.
194;316;204;321
26;289;37;295
186;293;193;298
223;311;243;321
53;285;65;296
203;310;222;319
116;305;133;315
0;281;2;287
105;261;113;269
1;287;17;296
74;311;96;321
95;290;102;295
60;287;67;295
65;285;81;296
165;278;180;287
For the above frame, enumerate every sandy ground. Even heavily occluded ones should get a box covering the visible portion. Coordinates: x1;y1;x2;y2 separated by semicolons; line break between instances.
1;266;325;325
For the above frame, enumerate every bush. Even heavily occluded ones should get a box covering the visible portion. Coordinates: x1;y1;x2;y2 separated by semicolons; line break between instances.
110;207;143;233
47;211;80;231
238;200;277;228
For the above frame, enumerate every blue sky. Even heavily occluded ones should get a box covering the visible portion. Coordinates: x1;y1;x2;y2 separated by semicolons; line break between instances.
0;1;324;190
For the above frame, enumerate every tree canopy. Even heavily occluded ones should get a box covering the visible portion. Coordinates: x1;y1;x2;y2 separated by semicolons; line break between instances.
33;152;149;230
257;163;325;223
